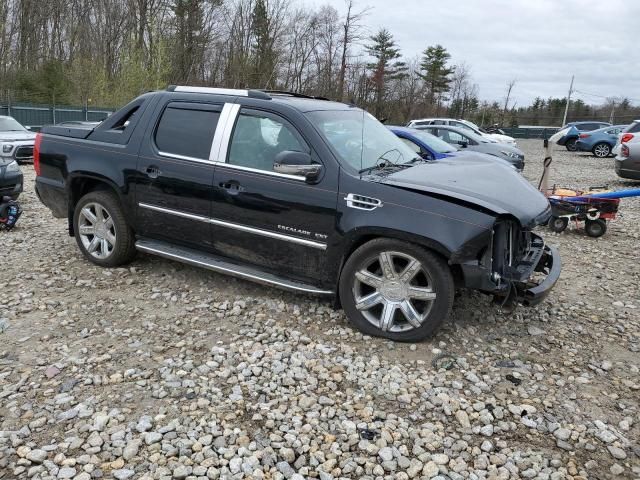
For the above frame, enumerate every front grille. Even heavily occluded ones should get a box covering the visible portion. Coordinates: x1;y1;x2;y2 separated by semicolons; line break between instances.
15;146;33;160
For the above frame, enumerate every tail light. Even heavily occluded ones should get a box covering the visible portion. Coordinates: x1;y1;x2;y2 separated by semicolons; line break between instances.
621;133;634;144
33;133;42;176
621;145;629;158
579;133;590;139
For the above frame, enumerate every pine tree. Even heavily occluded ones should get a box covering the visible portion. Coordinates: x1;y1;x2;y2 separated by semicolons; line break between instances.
419;45;453;110
251;0;276;88
365;28;407;118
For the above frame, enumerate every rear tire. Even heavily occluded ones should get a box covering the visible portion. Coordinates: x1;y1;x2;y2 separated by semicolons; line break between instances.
585;219;606;238
73;190;136;267
565;138;578;151
339;238;454;342
592;142;611;158
548;216;568;233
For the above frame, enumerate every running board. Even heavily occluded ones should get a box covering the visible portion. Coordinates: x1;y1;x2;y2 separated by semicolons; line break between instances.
135;238;333;296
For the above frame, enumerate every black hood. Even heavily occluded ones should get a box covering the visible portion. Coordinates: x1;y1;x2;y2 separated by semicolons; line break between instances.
380;157;551;228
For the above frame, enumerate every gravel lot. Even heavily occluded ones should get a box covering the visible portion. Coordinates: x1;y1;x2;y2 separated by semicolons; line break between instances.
1;139;639;480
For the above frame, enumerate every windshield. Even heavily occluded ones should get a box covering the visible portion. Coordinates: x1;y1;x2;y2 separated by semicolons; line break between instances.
0;117;27;132
307;110;419;172
408;129;458;153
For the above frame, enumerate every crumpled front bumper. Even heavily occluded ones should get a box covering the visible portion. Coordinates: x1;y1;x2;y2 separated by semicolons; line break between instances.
518;244;561;306
460;233;561;307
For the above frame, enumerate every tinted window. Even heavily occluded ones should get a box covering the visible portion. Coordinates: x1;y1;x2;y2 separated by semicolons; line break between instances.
628;122;640;133
228;111;307;171
400;137;421;154
155;105;220;159
577;123;598;131
432;120;446;125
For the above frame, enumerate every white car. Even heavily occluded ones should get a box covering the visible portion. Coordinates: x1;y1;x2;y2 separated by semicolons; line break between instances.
0;116;36;164
612;119;640;156
406;118;517;147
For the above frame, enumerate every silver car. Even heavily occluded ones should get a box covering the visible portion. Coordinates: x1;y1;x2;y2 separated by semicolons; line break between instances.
615;138;640;180
415;124;525;170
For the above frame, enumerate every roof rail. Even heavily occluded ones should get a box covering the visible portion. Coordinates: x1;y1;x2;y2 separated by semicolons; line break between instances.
262;90;331;101
167;85;271;100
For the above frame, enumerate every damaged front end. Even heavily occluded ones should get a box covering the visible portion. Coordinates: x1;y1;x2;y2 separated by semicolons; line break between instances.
457;218;561;309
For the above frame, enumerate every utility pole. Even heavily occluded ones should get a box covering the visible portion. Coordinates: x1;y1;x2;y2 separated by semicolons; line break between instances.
561;75;574;127
609;99;616;124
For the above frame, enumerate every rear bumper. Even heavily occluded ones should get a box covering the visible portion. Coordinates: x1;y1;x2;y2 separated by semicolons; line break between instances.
35;177;68;218
575;140;592;152
0;171;23;198
615;158;640;180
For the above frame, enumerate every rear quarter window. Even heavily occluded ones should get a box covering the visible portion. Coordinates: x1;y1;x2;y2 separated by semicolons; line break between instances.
627;122;640;133
155;105;221;159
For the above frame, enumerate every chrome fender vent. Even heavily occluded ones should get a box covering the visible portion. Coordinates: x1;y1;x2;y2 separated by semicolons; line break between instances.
344;193;383;211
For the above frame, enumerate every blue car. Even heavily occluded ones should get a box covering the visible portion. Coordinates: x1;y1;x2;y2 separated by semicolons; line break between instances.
553;121;611;151
388;126;519;169
575;125;627;158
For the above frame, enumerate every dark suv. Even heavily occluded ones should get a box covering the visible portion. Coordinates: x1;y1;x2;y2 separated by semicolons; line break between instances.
34;86;560;341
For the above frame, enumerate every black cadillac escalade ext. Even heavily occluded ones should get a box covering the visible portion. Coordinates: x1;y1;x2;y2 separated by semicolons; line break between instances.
34;86;560;341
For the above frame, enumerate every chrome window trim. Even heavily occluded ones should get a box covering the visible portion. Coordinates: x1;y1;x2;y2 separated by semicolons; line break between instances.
138;202;326;250
210;103;238;162
217;103;240;163
157;151;213;165
213;162;305;181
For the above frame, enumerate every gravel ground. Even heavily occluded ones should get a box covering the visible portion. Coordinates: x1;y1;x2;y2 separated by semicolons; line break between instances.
1;139;639;480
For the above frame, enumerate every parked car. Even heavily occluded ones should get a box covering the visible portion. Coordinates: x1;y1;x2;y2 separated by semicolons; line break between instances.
413;124;525;170
0;156;23;200
551;121;612;151
615;140;640;180
407;118;517;146
34;86;560;342
388;126;519;170
575;125;627;158
0;115;36;164
612;119;640;156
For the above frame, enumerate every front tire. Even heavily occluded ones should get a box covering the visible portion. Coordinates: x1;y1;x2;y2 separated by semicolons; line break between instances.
592;142;611;158
73;190;136;267
565;138;578;151
339;239;454;342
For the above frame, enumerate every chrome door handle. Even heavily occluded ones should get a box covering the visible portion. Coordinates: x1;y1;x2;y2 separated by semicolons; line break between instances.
146;166;161;178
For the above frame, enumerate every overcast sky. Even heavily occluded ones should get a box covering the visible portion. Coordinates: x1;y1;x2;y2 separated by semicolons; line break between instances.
299;0;640;106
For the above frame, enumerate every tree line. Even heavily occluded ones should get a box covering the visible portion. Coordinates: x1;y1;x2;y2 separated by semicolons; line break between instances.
1;0;637;126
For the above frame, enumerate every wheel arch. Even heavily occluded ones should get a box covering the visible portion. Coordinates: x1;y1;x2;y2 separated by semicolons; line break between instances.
333;228;461;307
67;174;128;236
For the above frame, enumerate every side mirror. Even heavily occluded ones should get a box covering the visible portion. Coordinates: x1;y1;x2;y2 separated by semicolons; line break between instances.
420;151;433;160
273;151;323;183
25;126;31;130
459;140;468;148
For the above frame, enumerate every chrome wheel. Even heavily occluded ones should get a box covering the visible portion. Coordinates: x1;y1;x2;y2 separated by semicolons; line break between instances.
593;144;610;158
78;202;116;259
352;251;437;333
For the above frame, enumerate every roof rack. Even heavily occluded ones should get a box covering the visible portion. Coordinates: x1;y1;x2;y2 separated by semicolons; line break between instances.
262;90;331;101
167;85;271;100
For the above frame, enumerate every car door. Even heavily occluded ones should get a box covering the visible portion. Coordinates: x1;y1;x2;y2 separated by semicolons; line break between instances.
135;101;222;250
209;106;338;284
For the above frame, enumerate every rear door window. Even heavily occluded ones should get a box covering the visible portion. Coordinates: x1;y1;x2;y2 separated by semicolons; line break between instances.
627;122;640;133
155;103;221;160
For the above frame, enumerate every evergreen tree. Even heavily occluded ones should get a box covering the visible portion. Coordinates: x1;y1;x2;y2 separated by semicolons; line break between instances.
251;0;276;88
365;28;407;118
419;45;453;110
